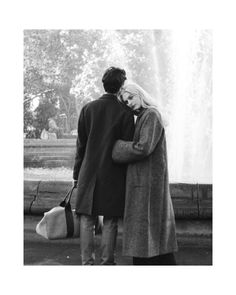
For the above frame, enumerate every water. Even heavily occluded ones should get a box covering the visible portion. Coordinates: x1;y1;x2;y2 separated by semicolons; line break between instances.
166;30;212;183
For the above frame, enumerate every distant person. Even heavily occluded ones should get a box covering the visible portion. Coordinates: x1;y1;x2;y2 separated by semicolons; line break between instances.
48;117;61;138
112;82;178;265
48;117;59;133
73;67;135;265
40;128;49;140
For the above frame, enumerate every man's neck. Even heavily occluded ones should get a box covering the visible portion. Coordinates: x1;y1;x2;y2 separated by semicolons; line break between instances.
106;92;117;96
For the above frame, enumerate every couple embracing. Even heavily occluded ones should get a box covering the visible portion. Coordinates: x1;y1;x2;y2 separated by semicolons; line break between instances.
73;67;178;265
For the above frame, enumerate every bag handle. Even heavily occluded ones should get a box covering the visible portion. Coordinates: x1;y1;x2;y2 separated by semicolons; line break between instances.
60;186;76;210
60;186;76;238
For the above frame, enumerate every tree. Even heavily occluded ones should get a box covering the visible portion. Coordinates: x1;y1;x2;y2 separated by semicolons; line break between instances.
24;30;78;134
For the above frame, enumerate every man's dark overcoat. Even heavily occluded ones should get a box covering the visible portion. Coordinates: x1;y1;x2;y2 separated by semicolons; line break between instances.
73;93;135;217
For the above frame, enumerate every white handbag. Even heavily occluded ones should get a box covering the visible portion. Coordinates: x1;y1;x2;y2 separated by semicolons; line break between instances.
36;187;80;240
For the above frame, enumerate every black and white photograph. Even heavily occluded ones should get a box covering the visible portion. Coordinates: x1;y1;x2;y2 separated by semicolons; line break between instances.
23;29;212;266
2;0;236;294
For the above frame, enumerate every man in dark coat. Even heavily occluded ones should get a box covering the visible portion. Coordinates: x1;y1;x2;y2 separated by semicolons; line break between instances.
73;67;135;265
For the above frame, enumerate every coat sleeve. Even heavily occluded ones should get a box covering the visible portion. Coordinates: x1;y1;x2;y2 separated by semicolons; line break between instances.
73;107;87;180
112;111;163;163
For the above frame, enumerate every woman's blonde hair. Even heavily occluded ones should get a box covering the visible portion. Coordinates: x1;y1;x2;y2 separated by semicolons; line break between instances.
118;81;158;109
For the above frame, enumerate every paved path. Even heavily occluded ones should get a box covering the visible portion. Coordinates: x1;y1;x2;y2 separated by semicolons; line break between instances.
24;216;212;265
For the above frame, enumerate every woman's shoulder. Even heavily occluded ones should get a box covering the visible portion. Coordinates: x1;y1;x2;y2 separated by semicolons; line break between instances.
143;107;164;126
145;107;161;116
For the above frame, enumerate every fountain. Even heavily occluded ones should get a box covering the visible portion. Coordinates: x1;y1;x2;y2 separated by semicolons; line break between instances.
167;30;212;183
149;30;212;184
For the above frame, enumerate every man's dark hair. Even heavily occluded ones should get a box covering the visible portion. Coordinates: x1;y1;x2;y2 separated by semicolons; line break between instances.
102;67;127;94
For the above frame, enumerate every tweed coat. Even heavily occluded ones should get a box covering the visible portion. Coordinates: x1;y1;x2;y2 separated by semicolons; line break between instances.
112;107;178;257
73;93;135;217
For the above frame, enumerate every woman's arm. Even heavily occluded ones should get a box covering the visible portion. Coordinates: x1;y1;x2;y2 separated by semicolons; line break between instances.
112;110;164;163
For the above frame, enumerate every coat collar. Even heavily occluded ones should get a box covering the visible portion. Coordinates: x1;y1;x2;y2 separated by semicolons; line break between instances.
136;107;146;118
100;93;118;100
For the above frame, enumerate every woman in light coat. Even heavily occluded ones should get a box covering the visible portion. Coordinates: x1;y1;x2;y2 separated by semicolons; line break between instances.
112;82;178;265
